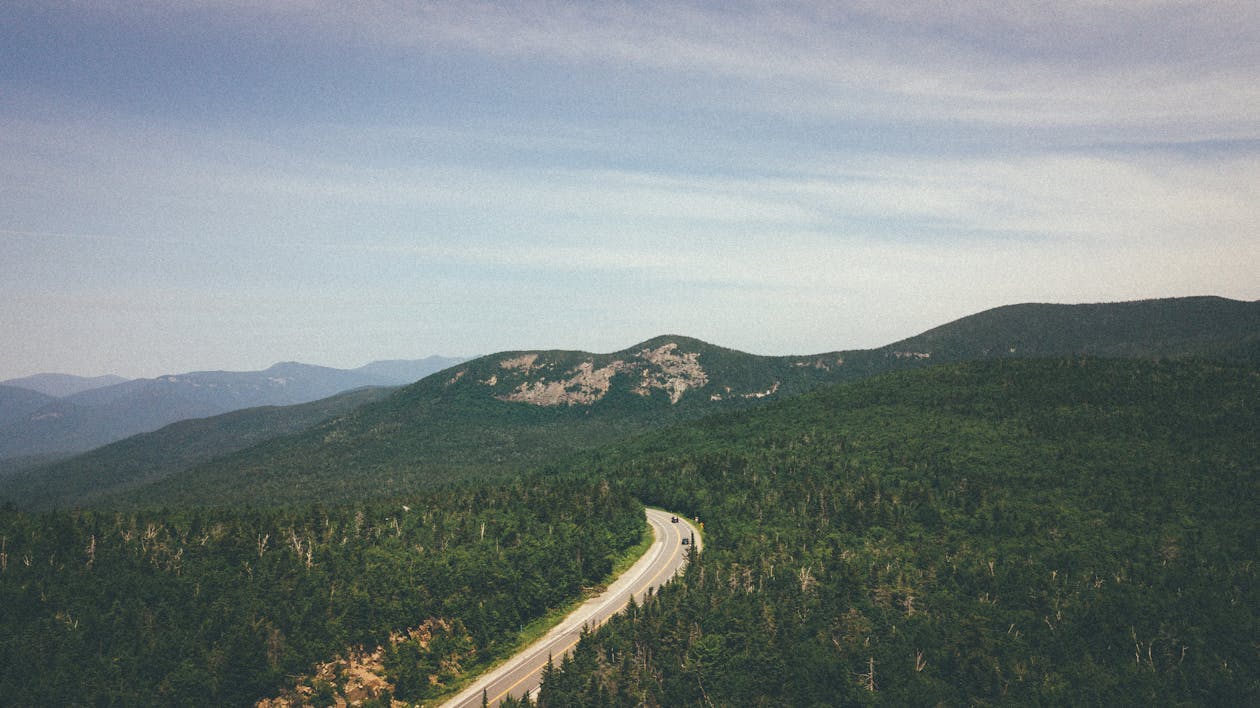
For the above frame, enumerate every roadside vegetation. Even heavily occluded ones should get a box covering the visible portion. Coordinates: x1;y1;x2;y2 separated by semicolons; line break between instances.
2;358;1256;705
2;297;1259;705
0;480;642;705
535;359;1259;705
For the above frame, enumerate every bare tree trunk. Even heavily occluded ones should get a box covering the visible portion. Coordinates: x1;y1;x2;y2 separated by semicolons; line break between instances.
860;656;877;692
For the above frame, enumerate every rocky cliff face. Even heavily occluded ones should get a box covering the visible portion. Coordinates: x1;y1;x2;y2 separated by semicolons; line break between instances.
446;341;712;407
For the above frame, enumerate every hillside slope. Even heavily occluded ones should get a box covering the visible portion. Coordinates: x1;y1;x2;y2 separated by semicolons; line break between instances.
540;357;1260;704
106;296;1260;508
0;478;642;706
112;336;858;507
0;374;129;398
0;358;464;461
882;295;1260;362
0;386;398;510
21;296;1259;510
0;385;57;428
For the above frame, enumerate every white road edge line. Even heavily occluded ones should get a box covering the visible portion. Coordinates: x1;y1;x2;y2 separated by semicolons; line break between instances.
442;508;699;707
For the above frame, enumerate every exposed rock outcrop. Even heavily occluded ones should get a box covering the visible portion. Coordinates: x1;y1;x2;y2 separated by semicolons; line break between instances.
489;341;710;407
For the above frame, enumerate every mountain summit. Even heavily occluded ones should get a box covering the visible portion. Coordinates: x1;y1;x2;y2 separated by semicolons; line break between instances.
0;374;129;398
436;335;821;410
7;296;1259;510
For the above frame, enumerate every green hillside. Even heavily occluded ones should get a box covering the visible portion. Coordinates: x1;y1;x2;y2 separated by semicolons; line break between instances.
881;295;1260;362
23;296;1258;511
0;386;397;510
536;358;1260;704
109;336;859;508
2;295;1258;705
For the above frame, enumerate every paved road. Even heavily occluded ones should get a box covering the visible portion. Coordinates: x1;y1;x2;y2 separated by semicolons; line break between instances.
442;507;702;707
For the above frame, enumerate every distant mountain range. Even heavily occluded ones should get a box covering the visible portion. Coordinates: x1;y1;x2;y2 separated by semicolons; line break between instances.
5;295;1253;510
0;356;466;463
0;386;397;509
0;373;130;398
0;385;58;428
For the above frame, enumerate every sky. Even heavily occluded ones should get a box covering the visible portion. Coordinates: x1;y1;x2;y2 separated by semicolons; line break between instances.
2;1;1258;380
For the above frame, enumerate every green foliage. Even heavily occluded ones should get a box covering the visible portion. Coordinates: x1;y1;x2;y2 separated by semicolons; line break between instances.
0;385;396;510
14;297;1258;511
95;338;871;509
539;358;1260;704
0;478;643;706
309;679;336;708
886;296;1260;362
5;299;1260;706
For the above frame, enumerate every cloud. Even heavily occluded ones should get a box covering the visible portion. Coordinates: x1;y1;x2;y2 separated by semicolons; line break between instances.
2;1;1257;376
6;105;1254;255
24;1;1255;139
180;0;1257;138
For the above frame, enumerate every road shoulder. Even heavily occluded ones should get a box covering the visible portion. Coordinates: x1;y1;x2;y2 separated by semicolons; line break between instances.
441;507;701;707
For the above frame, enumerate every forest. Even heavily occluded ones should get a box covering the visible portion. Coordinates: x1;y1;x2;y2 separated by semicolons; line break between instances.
0;479;643;705
1;357;1256;705
534;358;1259;705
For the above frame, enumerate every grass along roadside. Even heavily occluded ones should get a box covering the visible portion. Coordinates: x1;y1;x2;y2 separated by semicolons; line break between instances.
420;515;657;706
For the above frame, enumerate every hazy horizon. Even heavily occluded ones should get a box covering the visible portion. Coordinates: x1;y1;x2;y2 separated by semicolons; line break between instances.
5;296;1256;382
4;2;1257;380
0;354;470;383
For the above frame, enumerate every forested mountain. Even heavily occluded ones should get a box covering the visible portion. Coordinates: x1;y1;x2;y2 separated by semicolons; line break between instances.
7;296;1253;511
0;373;129;398
881;296;1260;363
0;358;466;462
536;358;1260;705
1;297;1257;705
102;336;865;508
0;385;56;428
0;386;398;510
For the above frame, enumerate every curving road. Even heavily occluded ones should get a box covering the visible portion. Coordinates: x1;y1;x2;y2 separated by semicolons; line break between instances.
442;507;702;707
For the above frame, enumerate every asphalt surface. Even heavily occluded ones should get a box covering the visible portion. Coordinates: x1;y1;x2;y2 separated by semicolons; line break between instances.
442;507;702;707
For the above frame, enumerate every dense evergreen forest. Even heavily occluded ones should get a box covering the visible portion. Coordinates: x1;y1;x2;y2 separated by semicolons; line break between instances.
0;480;642;705
534;359;1258;705
2;353;1257;705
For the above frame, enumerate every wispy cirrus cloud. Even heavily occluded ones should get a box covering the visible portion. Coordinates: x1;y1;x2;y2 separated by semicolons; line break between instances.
1;1;1256;376
171;0;1259;138
21;0;1256;137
